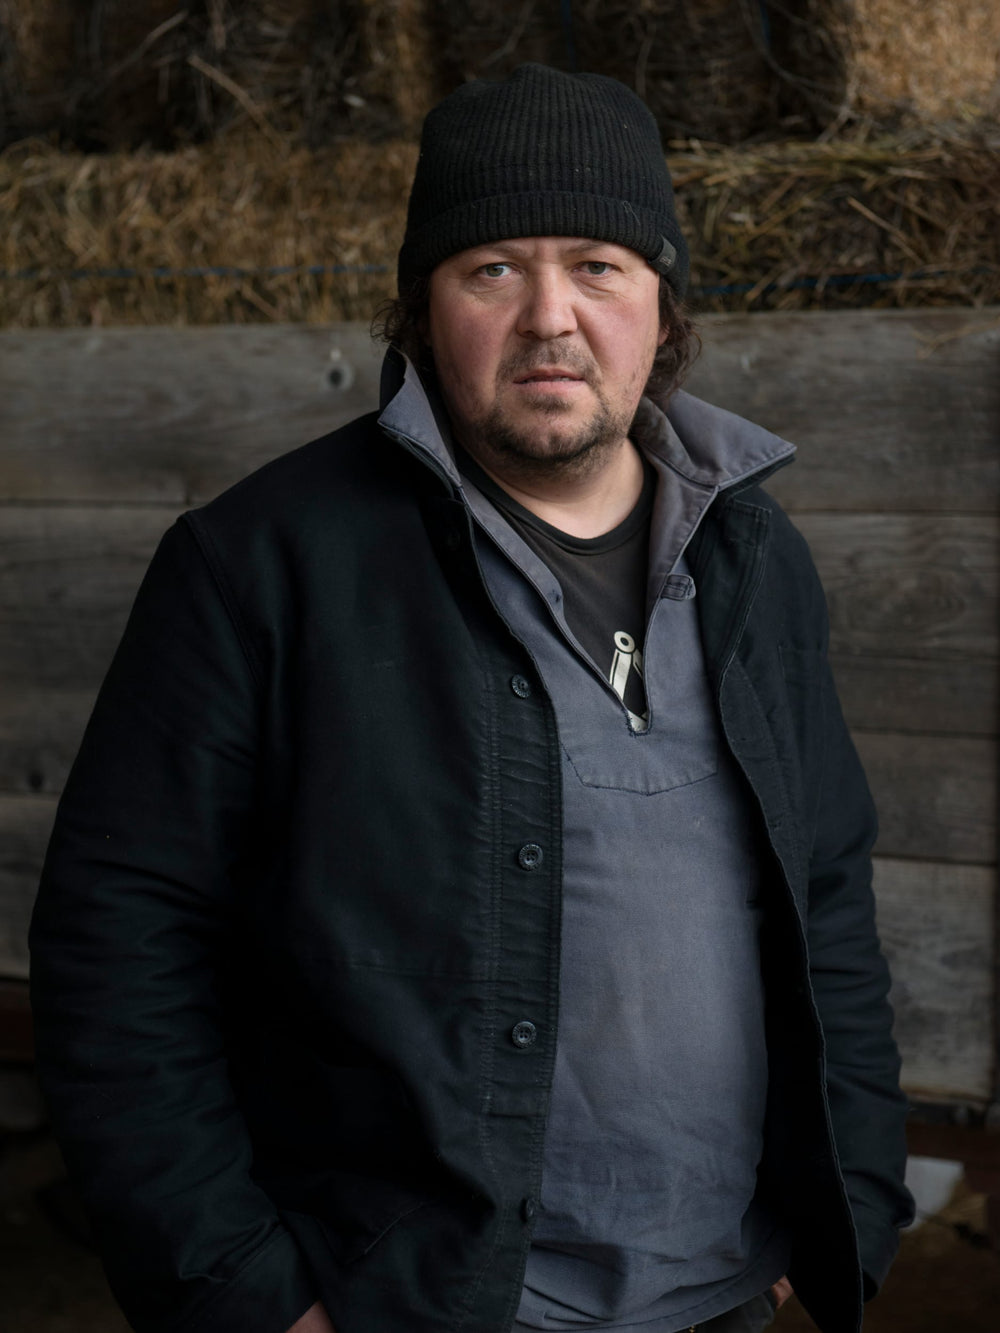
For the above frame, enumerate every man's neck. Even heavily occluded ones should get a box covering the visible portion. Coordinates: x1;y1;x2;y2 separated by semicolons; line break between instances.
459;437;646;539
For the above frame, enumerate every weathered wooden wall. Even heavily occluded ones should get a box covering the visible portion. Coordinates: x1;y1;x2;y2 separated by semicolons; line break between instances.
1;309;998;1110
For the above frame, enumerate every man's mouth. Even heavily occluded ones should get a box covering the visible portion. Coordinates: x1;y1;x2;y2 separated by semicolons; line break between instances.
513;368;586;384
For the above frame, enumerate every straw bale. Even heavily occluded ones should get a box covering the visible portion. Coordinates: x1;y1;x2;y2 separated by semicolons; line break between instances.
428;1;780;145
84;0;211;148
356;0;446;136
0;1;392;151
0;1;869;153
426;0;562;86
0;132;417;326
670;130;1000;312
2;0;999;152
87;0;367;148
778;0;1000;132
2;128;997;327
843;0;1000;124
573;0;779;144
0;0;79;143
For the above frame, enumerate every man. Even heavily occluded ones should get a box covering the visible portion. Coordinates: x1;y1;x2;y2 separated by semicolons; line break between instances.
30;64;912;1333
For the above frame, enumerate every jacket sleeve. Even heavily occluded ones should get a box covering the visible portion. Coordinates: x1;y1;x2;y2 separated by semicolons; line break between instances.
29;516;316;1333
805;621;915;1295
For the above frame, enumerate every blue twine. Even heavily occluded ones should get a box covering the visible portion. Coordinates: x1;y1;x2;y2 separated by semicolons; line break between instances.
692;270;947;296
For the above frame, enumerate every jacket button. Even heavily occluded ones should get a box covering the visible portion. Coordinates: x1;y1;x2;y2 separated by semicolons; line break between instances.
511;674;532;698
521;1196;537;1222
517;843;543;871
511;1021;537;1048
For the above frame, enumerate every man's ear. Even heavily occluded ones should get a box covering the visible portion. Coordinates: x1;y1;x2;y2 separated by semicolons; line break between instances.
657;323;670;348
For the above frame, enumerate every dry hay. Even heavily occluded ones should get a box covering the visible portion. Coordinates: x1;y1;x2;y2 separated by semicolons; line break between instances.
0;0;782;149
2;1;999;155
430;0;780;144
0;132;417;326
8;0;996;155
0;1;407;150
1;126;998;327
330;0;787;143
573;0;779;144
672;128;1000;312
814;0;1000;127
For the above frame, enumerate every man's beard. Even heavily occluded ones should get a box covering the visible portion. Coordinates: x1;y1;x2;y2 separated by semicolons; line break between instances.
473;395;630;477
458;347;637;483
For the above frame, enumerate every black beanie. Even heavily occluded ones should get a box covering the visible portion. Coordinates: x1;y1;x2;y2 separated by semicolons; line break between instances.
397;63;689;298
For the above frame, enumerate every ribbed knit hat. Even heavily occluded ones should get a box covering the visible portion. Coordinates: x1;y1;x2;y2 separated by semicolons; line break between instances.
397;63;689;298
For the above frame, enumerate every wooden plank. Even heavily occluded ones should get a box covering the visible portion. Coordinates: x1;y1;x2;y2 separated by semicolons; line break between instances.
1;310;997;510
0;506;172;796
0;685;96;796
795;512;999;661
0;505;174;688
0;796;56;980
831;653;998;738
858;732;997;865
874;857;995;1105
686;307;1000;514
0;324;383;505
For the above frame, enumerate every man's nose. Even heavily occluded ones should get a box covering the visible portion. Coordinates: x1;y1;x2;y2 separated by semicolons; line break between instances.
515;271;579;341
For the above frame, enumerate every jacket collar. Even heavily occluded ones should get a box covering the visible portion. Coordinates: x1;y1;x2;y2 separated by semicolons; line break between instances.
377;346;796;497
636;390;796;494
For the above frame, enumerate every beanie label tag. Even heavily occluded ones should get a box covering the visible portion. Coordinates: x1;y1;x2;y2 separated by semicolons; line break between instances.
650;237;677;274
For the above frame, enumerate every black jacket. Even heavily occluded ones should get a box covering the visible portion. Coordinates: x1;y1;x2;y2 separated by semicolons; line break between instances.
30;369;913;1333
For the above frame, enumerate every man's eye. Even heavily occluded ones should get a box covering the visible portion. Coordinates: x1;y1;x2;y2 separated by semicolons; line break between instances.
480;262;510;278
582;261;612;276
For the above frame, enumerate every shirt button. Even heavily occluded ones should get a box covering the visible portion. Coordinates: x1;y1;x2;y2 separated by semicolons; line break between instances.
510;674;532;698
517;843;543;871
511;1021;537;1049
521;1196;537;1222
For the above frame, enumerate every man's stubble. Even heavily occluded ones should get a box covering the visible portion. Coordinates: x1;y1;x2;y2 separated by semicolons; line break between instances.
455;343;646;486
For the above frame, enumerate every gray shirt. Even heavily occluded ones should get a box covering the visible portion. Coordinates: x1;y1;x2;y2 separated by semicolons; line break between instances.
461;405;789;1331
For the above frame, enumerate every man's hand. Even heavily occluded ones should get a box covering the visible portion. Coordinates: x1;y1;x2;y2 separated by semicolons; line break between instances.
286;1301;337;1333
770;1276;794;1310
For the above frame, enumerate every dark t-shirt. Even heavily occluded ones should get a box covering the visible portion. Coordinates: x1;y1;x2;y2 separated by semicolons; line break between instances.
456;450;655;727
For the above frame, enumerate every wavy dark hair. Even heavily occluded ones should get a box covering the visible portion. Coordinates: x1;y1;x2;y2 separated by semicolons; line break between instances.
372;274;700;404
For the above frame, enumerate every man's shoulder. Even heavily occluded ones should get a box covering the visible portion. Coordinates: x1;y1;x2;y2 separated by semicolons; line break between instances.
201;410;383;517
712;478;830;644
726;480;800;539
186;408;430;543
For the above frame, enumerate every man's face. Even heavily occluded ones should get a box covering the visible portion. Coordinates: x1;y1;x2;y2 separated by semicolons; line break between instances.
426;237;666;479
